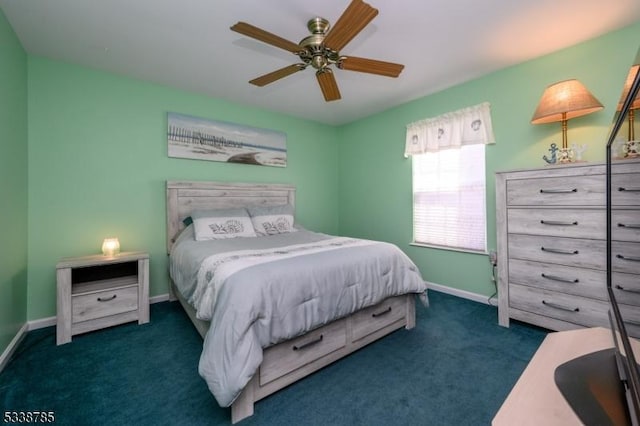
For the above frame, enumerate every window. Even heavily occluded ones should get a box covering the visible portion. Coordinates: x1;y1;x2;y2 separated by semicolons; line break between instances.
412;144;487;253
405;102;494;253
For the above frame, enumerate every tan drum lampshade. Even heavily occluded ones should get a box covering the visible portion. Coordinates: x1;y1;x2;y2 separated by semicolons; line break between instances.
531;79;603;148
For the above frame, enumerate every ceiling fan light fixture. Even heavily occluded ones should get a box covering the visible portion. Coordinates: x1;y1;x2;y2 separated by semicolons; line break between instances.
311;54;327;70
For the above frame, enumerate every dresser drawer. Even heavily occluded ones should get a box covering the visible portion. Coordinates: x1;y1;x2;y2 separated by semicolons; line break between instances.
72;285;139;323
507;209;604;239
508;259;607;301
612;210;640;242
508;234;605;269
612;241;640;274
509;284;609;328
260;318;346;386
506;174;604;206
351;295;407;343
612;174;640;206
620;304;640;339
613;271;640;307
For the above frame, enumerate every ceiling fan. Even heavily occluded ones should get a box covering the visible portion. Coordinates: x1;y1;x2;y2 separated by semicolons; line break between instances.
230;0;404;102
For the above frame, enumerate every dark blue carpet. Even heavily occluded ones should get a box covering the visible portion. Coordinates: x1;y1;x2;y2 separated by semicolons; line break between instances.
0;291;546;425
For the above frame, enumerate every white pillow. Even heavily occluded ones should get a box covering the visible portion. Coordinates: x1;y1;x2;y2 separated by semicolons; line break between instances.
247;204;297;236
192;208;257;241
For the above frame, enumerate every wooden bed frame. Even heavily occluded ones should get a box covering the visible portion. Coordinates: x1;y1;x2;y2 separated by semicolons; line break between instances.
166;180;417;423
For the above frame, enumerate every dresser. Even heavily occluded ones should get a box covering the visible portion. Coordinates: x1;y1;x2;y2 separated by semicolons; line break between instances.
495;159;640;336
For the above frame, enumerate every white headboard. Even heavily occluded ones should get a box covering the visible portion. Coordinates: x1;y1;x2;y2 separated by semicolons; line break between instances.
166;181;296;253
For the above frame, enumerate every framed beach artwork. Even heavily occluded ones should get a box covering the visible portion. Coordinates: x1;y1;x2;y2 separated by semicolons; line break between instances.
167;112;287;167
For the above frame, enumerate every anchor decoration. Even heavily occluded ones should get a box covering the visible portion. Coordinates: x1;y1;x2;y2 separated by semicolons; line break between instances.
543;143;559;164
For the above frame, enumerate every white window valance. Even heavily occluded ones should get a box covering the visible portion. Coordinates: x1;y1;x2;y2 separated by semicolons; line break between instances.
404;102;495;156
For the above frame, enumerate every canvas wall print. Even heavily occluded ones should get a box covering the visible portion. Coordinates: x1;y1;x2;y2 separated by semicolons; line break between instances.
168;112;287;167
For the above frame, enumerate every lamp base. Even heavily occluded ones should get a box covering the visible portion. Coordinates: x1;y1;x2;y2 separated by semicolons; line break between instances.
543;142;576;165
557;147;575;164
623;140;639;158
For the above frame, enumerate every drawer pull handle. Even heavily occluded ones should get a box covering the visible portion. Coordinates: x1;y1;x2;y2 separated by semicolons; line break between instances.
541;247;579;255
619;187;640;192
542;300;579;312
541;273;579;284
624;319;640;327
97;294;117;302
372;306;392;318
615;285;640;294
540;220;578;226
618;223;640;229
293;334;323;351
539;188;577;194
616;254;640;262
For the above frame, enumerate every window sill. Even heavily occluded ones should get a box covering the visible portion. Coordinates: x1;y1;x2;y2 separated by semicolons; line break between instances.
409;242;488;256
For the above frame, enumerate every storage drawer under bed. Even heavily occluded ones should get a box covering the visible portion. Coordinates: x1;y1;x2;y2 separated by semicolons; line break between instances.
259;318;347;386
351;295;408;342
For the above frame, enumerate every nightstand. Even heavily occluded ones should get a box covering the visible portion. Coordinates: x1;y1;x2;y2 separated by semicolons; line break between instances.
56;251;149;345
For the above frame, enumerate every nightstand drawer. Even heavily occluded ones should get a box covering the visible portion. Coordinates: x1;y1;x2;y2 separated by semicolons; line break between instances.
508;208;604;239
72;285;139;323
506;174;604;206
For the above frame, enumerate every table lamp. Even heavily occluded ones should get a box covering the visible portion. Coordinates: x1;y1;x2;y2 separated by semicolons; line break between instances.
531;79;603;163
618;64;640;143
101;237;120;256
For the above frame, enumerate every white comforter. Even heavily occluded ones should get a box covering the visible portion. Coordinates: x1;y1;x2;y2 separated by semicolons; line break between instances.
170;227;427;407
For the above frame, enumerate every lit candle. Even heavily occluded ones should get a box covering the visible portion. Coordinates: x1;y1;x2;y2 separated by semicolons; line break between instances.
101;238;120;256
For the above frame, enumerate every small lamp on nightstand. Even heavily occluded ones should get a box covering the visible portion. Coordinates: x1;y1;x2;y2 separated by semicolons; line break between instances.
101;238;120;256
532;79;603;164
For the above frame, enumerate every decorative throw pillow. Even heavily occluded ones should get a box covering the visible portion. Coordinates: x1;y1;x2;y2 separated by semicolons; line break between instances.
192;208;257;241
247;204;297;236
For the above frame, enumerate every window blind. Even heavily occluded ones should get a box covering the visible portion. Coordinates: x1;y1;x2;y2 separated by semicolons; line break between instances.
412;144;487;252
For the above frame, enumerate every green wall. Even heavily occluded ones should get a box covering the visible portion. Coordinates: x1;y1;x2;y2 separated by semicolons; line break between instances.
338;23;640;297
10;18;640;328
0;9;28;353
27;57;339;320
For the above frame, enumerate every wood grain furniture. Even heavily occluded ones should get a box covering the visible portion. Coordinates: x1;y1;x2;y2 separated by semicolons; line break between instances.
495;159;640;336
493;327;640;425
56;251;150;345
166;181;418;424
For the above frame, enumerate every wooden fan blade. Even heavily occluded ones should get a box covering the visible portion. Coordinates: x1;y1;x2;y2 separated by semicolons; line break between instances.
316;69;341;102
231;22;302;54
323;0;378;52
249;64;306;87
338;56;404;77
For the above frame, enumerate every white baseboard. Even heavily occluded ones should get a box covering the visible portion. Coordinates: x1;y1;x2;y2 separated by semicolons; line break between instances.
1;287;488;373
150;293;170;304
426;281;495;306
26;293;171;332
28;316;56;330
0;292;174;373
0;323;28;374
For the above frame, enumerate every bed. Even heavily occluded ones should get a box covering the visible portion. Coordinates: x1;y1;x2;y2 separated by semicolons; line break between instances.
166;180;427;423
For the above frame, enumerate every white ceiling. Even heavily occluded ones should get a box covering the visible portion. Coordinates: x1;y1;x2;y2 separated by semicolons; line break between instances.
2;0;640;125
